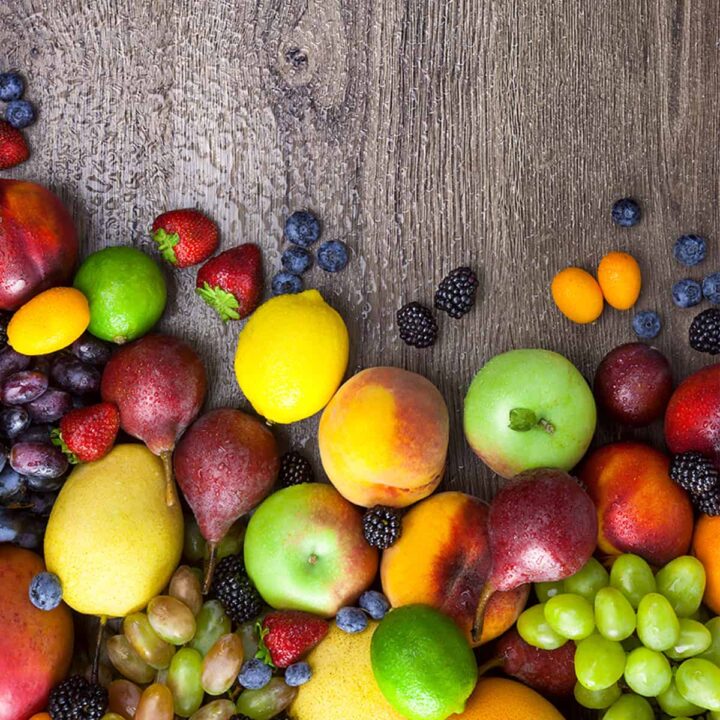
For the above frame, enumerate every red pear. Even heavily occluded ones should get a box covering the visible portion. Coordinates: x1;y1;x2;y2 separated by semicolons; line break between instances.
174;408;279;590
472;469;597;641
101;334;207;506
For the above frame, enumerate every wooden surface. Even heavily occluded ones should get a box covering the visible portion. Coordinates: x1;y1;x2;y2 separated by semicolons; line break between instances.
2;1;720;713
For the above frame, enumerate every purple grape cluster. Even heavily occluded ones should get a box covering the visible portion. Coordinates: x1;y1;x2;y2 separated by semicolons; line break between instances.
0;323;112;550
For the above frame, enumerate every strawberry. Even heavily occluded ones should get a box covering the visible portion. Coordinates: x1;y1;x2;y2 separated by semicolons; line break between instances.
256;610;329;668
0;120;29;170
196;244;263;321
151;209;219;268
51;402;120;463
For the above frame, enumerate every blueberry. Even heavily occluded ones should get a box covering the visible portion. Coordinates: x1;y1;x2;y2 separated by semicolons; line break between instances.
317;240;349;273
285;211;321;248
632;310;661;340
611;198;641;227
672;279;703;308
29;571;63;611
358;590;390;620
703;273;720;304
238;658;272;690
336;606;368;634
271;271;303;296
0;72;24;102
281;246;313;275
674;234;707;267
285;661;313;687
5;100;36;129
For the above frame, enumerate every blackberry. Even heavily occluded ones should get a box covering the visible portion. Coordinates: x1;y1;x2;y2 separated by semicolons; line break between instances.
690;308;720;354
48;675;108;720
211;554;263;623
434;266;479;319
278;451;314;487
697;488;720;516
362;505;402;549
670;452;719;497
397;302;437;348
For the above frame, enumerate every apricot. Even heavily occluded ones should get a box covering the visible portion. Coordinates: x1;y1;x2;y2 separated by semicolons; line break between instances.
551;267;603;324
318;367;449;508
692;515;720;614
380;491;529;646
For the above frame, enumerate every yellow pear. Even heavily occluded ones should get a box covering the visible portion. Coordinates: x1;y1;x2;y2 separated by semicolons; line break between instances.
44;444;183;617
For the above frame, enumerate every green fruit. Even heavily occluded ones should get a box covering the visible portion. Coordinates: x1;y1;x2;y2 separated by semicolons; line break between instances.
370;605;477;720
74;245;167;344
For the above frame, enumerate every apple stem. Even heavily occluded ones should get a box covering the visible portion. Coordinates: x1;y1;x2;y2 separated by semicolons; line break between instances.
472;582;495;643
508;408;555;434
91;616;107;685
476;657;503;677
202;542;218;594
160;450;178;507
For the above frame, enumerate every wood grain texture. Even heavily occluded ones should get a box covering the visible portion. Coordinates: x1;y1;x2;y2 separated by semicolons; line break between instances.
2;0;720;712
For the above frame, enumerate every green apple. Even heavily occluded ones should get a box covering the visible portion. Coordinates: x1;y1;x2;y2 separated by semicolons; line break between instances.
464;348;596;478
244;483;378;616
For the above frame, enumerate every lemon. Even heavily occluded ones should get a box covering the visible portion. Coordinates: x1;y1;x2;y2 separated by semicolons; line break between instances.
44;444;183;617
235;289;349;424
7;287;89;355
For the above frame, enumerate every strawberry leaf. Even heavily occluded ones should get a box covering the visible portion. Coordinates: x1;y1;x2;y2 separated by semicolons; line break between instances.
152;228;180;265
50;427;79;464
196;282;241;321
254;622;276;668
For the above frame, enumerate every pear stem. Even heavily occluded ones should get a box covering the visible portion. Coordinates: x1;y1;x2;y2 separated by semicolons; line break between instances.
476;657;503;677
202;542;218;594
91;616;107;685
160;450;178;508
472;583;495;643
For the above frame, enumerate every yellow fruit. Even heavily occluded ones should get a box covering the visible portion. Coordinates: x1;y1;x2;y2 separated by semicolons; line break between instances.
551;267;604;324
8;286;89;355
235;289;349;424
597;251;642;310
290;623;405;720
44;444;183;617
455;678;565;719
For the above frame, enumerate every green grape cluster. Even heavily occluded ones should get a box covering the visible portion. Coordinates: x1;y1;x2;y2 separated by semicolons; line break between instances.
520;554;720;719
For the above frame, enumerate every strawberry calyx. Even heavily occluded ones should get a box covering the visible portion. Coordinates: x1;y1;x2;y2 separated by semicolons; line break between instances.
196;282;241;321
254;622;276;668
152;227;181;265
50;427;79;464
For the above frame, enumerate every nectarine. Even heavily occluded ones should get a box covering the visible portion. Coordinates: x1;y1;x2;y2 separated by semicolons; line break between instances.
693;514;720;614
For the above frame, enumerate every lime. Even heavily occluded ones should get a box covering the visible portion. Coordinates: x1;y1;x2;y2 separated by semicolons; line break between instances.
370;605;478;720
234;289;349;424
74;246;167;344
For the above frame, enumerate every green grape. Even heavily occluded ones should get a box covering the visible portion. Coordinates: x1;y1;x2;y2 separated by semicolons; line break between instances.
701;617;720;665
609;554;656;609
201;633;244;695
123;613;175;669
675;658;720;711
623;646;672;696
237;621;259;659
573;681;621;709
148;595;197;645
135;683;174;720
184;516;206;562
169;565;203;616
168;647;204;718
574;633;625;691
108;679;142;719
190;600;232;656
101;714;126;720
543;593;595;640
212;519;246;561
594;587;636;641
106;634;156;684
563;557;609;601
516;604;567;650
155;666;169;684
535;580;564;603
655;555;706;618
666;619;712;660
636;593;680;651
235;678;299;720
189;699;237;720
657;678;705;717
602;693;654;720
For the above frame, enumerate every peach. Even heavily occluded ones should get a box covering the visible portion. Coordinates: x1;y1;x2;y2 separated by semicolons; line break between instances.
380;491;529;646
318;367;449;508
579;441;694;566
692;514;720;614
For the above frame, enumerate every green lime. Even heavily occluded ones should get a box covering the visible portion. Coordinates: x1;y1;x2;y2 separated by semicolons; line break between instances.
370;604;478;720
74;246;167;344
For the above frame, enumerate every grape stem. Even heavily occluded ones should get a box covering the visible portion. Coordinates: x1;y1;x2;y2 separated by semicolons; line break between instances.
91;616;106;685
160;450;178;507
202;542;218;595
472;583;495;643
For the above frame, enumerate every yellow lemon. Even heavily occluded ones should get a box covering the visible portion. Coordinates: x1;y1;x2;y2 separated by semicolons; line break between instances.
8;286;89;355
234;289;349;424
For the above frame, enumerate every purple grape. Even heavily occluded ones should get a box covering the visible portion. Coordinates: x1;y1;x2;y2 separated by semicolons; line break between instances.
0;407;31;439
0;441;6;473
26;490;58;515
10;442;68;479
25;389;72;423
71;335;112;366
25;472;65;493
16;424;53;443
0;509;22;543
1;370;49;405
0;465;26;502
0;347;30;381
15;513;45;549
50;356;101;396
30;355;52;375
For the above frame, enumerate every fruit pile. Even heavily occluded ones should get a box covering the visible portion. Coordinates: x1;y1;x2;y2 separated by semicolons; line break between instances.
0;71;36;170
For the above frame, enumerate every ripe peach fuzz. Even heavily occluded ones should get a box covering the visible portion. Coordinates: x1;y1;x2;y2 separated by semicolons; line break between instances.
381;491;529;646
319;367;449;508
579;441;694;566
